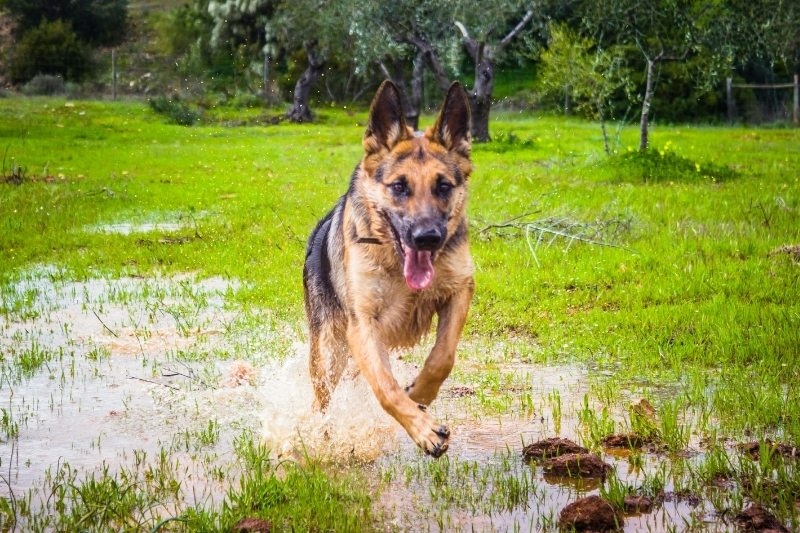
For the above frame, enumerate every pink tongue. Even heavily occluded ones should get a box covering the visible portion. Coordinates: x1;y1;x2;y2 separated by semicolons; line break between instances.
403;249;434;290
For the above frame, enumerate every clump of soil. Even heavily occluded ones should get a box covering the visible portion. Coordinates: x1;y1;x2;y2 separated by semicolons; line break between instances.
446;385;475;397
522;438;588;462
739;440;799;460
623;495;653;513
543;453;611;479
234;517;272;532
735;503;788;532
560;495;623;531
224;360;258;387
631;398;656;418
602;433;651;449
768;244;800;262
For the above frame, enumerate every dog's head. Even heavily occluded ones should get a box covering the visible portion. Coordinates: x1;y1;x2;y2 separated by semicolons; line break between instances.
359;80;472;291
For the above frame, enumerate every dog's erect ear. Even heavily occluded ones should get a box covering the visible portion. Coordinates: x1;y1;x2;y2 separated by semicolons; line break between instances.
363;80;411;155
428;82;471;157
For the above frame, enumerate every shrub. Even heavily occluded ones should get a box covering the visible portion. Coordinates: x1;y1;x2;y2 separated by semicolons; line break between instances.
9;20;93;83
21;74;65;95
604;147;738;183
148;95;201;126
2;0;128;46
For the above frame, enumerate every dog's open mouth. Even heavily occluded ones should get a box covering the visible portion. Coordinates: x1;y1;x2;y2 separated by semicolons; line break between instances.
403;248;434;291
379;210;437;291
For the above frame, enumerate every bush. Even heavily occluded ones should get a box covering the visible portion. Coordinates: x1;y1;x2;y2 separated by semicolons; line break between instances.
148;95;201;126
20;74;66;95
9;20;93;83
604;147;738;183
2;0;128;46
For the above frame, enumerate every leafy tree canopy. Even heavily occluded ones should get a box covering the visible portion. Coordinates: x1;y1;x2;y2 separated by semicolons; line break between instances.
0;0;129;46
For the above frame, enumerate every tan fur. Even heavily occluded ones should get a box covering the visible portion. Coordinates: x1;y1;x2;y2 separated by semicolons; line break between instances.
305;81;474;457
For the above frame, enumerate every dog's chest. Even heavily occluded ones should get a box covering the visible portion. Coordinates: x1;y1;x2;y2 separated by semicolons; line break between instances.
370;285;441;348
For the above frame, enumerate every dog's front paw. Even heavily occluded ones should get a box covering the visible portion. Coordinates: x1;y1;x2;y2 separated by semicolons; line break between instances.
409;415;450;458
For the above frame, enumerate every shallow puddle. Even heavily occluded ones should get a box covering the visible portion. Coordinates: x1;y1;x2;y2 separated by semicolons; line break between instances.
0;268;752;530
83;211;207;236
0;269;261;515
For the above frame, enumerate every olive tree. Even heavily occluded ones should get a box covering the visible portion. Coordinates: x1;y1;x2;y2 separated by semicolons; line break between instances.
538;24;632;154
577;0;727;151
0;0;128;46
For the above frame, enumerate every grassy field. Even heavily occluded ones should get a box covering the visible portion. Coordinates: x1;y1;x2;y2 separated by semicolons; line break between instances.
1;96;799;531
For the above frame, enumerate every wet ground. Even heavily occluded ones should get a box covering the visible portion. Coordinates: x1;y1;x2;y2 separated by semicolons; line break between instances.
0;267;784;531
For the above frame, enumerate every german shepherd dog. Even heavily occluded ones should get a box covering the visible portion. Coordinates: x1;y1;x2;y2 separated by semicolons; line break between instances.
303;80;474;458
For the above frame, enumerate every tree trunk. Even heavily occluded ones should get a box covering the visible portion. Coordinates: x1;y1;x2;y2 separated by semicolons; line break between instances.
598;107;610;156
287;43;324;123
408;51;425;130
378;53;424;130
470;53;494;142
639;58;656;151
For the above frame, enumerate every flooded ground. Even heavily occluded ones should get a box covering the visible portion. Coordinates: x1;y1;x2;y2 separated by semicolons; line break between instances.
0;267;791;531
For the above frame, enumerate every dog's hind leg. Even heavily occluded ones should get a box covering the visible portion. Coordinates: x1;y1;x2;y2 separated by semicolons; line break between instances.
406;282;474;406
309;319;349;412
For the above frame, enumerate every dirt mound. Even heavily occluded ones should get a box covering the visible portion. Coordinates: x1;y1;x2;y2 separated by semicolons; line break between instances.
602;433;651;449
559;495;623;531
739;440;799;460
735;503;788;532
768;244;800;262
234;517;272;532
522;438;588;461
543;453;611;479
623;495;653;513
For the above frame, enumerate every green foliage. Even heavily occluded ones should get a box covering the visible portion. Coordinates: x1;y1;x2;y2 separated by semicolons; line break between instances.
148;95;201;126
537;23;632;121
20;74;65;95
152;0;241;91
603;145;738;183
1;0;128;46
8;20;93;83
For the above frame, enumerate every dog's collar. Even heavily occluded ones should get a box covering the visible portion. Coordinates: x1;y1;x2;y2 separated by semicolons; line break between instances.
356;236;382;245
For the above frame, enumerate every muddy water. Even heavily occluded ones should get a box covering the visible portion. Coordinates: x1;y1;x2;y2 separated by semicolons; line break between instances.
376;362;724;532
84;211;206;235
0;269;259;510
1;268;729;530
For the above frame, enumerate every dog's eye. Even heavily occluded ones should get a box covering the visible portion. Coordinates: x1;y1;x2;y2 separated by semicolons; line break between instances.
390;181;409;196
436;181;453;196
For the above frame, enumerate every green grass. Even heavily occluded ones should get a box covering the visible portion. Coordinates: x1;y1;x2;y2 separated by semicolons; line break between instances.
1;96;799;530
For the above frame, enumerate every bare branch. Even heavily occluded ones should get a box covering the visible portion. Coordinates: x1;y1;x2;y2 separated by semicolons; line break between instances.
454;21;479;60
377;61;392;81
454;20;470;39
404;33;451;91
499;9;534;49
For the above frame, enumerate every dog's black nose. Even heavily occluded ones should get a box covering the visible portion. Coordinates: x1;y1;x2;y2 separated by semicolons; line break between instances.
412;227;443;250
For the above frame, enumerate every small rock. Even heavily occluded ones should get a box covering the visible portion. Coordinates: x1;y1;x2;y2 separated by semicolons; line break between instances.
522;438;588;461
623;495;653;513
602;433;650;449
559;495;623;531
234;517;272;532
544;453;611;479
736;503;788;532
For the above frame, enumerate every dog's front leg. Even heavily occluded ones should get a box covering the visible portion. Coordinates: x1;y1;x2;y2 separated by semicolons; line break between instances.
406;281;474;406
347;316;450;457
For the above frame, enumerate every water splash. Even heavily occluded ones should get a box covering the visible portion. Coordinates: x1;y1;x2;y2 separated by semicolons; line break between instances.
260;342;411;462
